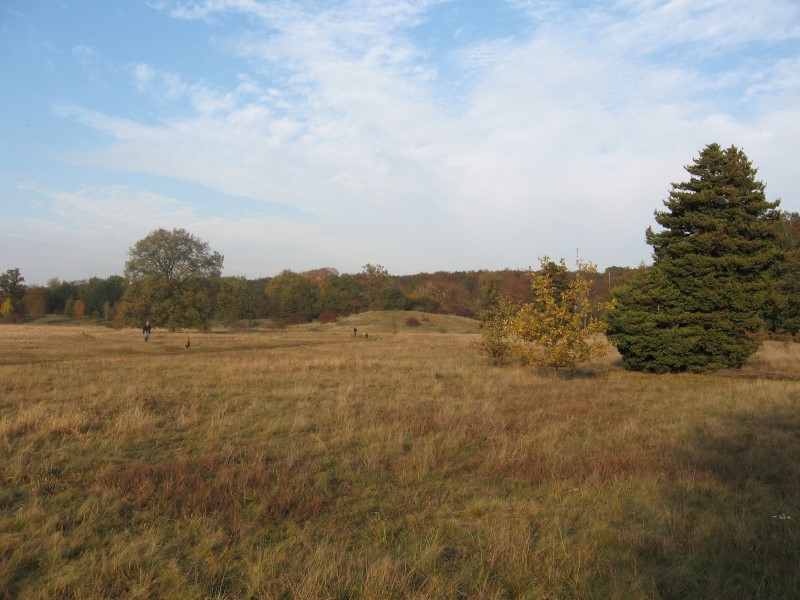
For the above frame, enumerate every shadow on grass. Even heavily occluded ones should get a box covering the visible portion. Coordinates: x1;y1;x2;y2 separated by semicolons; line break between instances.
534;365;609;380
637;405;800;599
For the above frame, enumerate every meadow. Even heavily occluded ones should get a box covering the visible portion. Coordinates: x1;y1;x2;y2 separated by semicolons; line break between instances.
1;313;799;599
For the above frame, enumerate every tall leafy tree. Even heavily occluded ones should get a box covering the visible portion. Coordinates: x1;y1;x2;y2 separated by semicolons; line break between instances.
118;229;222;330
0;268;26;312
607;143;782;372
360;263;390;309
125;228;223;283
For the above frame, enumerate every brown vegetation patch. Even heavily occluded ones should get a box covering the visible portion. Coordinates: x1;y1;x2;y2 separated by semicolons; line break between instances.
717;369;800;381
103;451;334;527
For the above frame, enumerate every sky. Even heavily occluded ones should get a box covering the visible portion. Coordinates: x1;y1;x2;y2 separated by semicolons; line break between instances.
1;0;799;285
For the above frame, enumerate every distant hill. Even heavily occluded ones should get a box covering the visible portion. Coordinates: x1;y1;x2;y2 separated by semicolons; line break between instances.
301;310;478;335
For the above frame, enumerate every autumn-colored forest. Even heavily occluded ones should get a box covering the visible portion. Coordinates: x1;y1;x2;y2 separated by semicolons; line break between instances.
0;263;638;326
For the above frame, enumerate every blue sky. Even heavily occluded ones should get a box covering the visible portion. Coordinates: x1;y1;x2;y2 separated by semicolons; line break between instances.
1;0;798;284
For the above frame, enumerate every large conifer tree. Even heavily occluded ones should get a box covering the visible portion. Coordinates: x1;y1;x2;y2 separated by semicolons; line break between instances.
607;143;782;372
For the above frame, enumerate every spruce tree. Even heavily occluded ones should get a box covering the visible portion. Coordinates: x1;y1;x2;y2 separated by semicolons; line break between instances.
607;143;782;372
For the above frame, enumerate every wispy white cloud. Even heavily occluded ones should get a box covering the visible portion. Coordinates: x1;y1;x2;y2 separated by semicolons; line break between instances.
40;0;800;279
745;56;800;100
129;62;190;102
1;182;343;281
155;0;273;22
1;184;195;282
12;183;196;234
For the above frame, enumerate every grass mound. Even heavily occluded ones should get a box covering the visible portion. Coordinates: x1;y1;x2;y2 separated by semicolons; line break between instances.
303;310;479;335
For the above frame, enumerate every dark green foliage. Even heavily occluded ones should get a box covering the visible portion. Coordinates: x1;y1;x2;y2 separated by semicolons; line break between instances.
47;278;79;314
536;259;572;302
81;276;125;317
215;276;257;324
117;276;217;330
776;211;800;250
607;267;761;372
43;276;124;318
607;144;782;372
769;248;800;335
378;285;408;310
316;272;363;315
0;268;26;309
265;270;319;321
359;263;390;310
767;212;800;334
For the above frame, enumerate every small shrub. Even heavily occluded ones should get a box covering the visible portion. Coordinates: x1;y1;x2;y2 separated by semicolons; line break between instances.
405;316;421;328
478;297;517;365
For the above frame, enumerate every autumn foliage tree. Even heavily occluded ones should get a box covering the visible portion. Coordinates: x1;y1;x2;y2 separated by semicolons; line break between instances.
480;259;609;369
1;298;14;318
24;286;50;321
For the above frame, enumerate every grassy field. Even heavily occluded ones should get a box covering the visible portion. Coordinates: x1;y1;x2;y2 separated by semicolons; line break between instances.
1;313;799;599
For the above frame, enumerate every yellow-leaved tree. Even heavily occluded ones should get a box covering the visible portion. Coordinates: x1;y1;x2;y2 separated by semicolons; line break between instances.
491;258;609;369
0;297;13;318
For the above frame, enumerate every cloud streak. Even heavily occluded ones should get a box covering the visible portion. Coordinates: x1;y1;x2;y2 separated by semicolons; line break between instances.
3;0;798;284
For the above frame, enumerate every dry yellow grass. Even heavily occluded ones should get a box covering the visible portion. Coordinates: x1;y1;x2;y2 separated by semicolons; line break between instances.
1;321;799;599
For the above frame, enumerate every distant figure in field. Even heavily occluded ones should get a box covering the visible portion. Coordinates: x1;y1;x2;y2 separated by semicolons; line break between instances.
353;327;357;337
143;320;151;342
185;338;191;351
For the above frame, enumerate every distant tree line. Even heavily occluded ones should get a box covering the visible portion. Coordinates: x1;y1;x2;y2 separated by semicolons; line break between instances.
0;241;638;328
4;145;798;370
5;211;796;336
0;269;126;322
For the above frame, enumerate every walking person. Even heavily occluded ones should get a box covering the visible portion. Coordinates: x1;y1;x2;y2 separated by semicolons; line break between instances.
143;319;152;342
